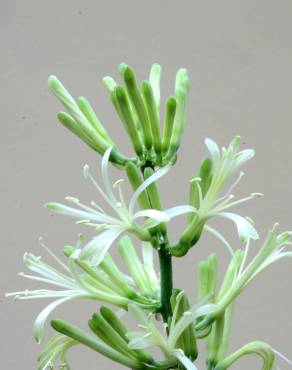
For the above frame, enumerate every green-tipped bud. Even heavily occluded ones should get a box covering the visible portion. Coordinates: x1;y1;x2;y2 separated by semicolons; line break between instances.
214;341;275;370
118;236;153;297
122;66;153;150
141;80;162;160
112;85;144;157
144;167;166;236
103;76;117;94
51;320;141;369
57;111;97;150
207;254;217;299
166;69;190;160
199;157;213;197
188;178;200;223
89;313;139;360
162;96;177;156
125;162;151;209
76;96;114;145
197;261;209;301
50;76;129;166
149;63;162;111
99;307;154;364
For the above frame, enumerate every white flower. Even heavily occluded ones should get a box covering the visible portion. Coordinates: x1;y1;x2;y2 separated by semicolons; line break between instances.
126;297;208;370
46;147;195;265
6;238;160;344
195;224;292;332
179;136;261;256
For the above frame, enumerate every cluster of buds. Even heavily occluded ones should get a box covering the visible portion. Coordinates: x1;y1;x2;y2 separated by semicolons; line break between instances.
49;63;190;169
7;64;292;370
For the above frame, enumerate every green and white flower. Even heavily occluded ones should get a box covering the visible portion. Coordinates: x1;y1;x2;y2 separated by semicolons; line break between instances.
126;296;212;370
46;147;195;265
172;136;261;256
38;334;78;369
195;224;292;332
6;237;160;344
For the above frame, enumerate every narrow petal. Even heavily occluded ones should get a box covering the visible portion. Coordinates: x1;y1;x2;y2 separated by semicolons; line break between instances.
80;229;123;265
129;165;171;215
45;202;117;225
219;212;259;242
173;350;199;370
205;138;220;161
101;147;117;204
164;205;198;219
33;297;73;343
134;209;170;222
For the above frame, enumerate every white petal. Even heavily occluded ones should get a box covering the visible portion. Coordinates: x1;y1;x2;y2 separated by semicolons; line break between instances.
134;209;170;222
128;336;153;350
80;229;123;265
33;297;73;343
173;350;199;370
164;205;198;219
129;165;171;215
45;203;117;224
101;147;117;204
235;149;255;167
219;212;259;242
205;138;220;160
273;348;292;365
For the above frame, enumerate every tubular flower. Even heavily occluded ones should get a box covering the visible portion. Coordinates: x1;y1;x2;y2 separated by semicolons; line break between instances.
6;237;160;344
195;224;292;333
126;295;211;370
171;136;261;256
45;147;196;265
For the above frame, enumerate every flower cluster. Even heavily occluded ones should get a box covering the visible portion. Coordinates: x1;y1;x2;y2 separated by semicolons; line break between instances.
7;63;292;370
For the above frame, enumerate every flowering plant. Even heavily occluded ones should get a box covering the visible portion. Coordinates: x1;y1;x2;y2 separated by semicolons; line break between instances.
7;64;292;369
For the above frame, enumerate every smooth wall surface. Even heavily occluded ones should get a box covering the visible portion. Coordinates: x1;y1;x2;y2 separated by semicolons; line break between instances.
1;1;292;368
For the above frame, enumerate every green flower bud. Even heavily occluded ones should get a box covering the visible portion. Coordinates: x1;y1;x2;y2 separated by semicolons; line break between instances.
112;85;144;157
166;69;190;160
89;313;139;360
76;96;114;145
118;236;154;297
162;96;177;156
141;80;162;160
199;157;213;197
63;245;75;257
170;289;198;361
122;65;153;150
51;320;141;369
149;63;162;111
125;162;151;209
144;167;167;236
103;76;117;94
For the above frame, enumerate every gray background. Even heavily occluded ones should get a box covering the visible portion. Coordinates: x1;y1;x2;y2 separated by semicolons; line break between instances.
1;0;292;368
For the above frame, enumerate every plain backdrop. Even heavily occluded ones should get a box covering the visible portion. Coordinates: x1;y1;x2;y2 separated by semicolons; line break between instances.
1;1;292;369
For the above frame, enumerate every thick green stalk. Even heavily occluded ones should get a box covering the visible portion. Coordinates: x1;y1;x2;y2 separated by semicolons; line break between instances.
158;243;173;323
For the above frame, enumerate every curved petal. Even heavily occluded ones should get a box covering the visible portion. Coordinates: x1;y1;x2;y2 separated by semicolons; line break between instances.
129;164;171;215
219;212;259;242
164;205;198;219
205;138;220;161
173;350;199;370
80;229;123;265
134;209;170;222
33;296;74;343
101;147;117;204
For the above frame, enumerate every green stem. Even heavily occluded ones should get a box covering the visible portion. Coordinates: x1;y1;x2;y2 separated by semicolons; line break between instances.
158;243;173;323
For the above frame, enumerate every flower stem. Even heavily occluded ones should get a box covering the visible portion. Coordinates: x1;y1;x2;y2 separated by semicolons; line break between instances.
158;242;173;323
